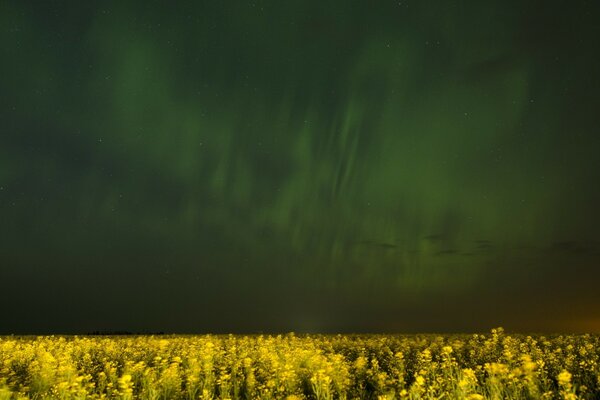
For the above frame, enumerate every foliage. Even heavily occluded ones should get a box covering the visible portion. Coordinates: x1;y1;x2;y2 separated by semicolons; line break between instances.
0;329;599;399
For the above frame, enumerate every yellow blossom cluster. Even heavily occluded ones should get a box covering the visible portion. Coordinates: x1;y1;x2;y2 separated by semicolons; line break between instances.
0;329;598;399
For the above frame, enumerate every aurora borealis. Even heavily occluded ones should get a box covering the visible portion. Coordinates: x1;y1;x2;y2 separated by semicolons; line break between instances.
1;0;599;334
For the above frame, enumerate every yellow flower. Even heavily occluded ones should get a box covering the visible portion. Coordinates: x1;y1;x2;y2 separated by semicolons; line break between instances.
521;355;536;373
485;362;509;375
118;373;134;395
467;394;484;400
557;370;572;386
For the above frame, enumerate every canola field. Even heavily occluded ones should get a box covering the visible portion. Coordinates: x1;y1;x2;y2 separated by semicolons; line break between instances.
0;328;598;399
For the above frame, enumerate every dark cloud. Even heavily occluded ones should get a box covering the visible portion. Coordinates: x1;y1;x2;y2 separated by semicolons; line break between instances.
475;242;493;250
435;249;458;256
549;241;595;255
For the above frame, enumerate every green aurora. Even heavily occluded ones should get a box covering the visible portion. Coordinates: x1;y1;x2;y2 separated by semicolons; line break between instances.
1;1;599;333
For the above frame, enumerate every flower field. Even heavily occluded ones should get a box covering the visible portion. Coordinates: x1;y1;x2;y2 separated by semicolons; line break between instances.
0;328;598;399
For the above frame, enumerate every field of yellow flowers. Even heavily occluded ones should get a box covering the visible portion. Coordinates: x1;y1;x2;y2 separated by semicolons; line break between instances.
0;328;598;399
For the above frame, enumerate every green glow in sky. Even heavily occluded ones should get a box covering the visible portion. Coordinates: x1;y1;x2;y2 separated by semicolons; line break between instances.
1;1;599;333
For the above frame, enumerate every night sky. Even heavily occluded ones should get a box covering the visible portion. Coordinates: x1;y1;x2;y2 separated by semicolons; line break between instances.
1;1;600;334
